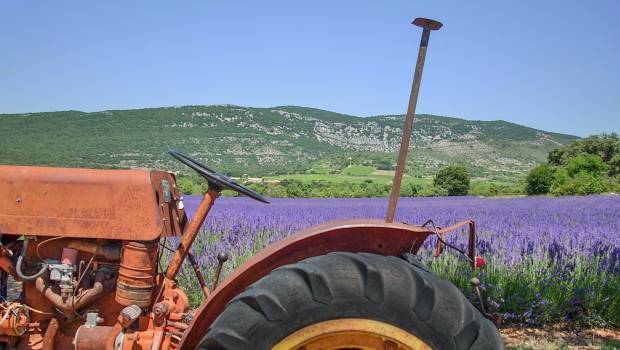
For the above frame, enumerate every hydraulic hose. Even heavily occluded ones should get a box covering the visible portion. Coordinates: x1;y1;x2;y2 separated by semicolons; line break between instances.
16;239;48;281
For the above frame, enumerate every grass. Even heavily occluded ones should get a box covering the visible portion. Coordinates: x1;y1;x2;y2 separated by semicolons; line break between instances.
341;165;375;176
307;167;333;175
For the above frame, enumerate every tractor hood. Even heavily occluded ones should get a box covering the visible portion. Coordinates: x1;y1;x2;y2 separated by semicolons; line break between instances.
0;165;187;241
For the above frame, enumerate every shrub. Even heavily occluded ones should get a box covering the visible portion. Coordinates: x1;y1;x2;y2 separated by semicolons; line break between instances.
525;164;555;195
551;172;609;196
609;154;620;177
418;185;449;197
433;166;470;196
564;154;608;177
176;176;196;195
400;182;421;197
548;133;620;176
612;176;620;193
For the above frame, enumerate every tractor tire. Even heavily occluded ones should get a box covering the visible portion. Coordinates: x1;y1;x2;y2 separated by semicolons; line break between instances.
198;252;504;350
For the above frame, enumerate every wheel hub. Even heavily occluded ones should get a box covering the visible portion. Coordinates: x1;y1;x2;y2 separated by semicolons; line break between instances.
271;318;432;350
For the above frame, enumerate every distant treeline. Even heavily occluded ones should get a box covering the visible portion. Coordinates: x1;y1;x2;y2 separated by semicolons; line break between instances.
176;173;524;198
526;133;620;196
176;133;620;198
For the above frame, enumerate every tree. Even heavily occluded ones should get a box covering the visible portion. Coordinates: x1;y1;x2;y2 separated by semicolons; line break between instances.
564;154;608;177
547;148;564;166
525;164;555;195
542;135;619;196
433;166;470;196
547;133;620;175
611;154;620;177
548;155;610;196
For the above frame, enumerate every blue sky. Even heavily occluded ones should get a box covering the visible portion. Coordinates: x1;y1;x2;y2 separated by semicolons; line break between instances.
1;1;618;136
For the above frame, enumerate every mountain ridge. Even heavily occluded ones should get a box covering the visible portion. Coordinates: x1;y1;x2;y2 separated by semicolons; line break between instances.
0;105;578;179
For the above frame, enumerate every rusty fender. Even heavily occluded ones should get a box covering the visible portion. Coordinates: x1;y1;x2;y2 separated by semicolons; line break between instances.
178;218;433;349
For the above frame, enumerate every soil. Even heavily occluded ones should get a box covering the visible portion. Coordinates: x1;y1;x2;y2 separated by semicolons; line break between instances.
501;325;620;349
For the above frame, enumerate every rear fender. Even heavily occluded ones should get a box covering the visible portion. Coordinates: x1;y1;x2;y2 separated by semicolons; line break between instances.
179;218;433;349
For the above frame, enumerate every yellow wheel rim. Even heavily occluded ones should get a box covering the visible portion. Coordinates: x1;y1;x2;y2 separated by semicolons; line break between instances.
271;318;432;350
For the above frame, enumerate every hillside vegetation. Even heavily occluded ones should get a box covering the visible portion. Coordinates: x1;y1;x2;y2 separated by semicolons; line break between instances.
0;105;577;180
526;134;620;195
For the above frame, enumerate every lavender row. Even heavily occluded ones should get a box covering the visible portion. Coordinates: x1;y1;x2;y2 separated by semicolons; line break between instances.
181;195;619;271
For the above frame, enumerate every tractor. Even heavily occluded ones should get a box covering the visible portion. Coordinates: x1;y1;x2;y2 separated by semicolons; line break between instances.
0;18;504;349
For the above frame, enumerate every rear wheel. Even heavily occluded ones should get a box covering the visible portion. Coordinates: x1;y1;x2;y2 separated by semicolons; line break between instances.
199;252;503;350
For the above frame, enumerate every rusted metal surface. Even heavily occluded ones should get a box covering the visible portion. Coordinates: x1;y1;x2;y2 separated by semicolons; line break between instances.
0;303;29;337
150;170;188;237
74;325;113;350
178;219;433;349
0;166;217;348
165;188;219;280
0;256;15;277
412;17;443;31
41;318;58;350
0;165;186;241
271;318;432;350
386;18;443;223
13;237;124;349
436;219;477;269
65;239;121;260
116;240;159;307
35;268;117;315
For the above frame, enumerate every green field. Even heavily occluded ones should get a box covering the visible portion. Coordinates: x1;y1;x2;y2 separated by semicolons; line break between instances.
261;165;523;196
265;165;431;185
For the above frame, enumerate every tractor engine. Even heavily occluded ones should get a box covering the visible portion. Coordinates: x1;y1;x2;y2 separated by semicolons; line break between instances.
0;166;189;349
0;236;191;349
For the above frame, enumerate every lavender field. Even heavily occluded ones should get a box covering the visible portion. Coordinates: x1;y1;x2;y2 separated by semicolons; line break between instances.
172;195;620;327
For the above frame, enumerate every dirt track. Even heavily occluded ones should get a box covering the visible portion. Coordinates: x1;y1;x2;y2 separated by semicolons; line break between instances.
502;325;620;349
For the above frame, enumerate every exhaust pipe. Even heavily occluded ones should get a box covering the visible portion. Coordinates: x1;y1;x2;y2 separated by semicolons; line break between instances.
386;18;443;223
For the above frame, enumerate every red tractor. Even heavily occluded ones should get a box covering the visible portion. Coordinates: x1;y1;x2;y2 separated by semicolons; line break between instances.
0;18;503;349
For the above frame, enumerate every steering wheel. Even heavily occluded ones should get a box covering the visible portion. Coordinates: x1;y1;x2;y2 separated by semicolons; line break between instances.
168;149;269;203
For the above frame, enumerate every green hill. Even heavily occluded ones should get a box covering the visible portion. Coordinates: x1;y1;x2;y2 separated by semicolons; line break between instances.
0;105;578;179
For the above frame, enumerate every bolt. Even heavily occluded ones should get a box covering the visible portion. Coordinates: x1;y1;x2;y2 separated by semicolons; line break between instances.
213;252;229;290
152;302;170;320
217;252;228;263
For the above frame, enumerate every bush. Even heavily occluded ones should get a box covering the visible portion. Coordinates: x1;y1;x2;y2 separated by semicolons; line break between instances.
418;185;449;197
433;166;470;196
542;137;618;196
564;154;608;177
548;133;620;176
525;164;555;195
176;176;196;195
551;172;609;196
612;176;620;193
